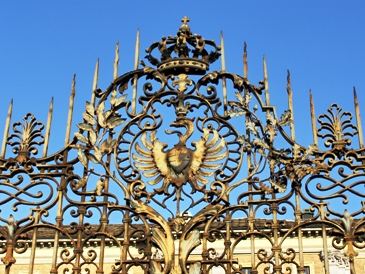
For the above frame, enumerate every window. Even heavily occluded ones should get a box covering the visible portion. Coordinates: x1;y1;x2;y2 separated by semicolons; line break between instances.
240;265;309;273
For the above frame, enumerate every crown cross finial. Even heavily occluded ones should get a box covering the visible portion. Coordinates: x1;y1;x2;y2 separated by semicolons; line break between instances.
179;16;191;35
181;16;190;25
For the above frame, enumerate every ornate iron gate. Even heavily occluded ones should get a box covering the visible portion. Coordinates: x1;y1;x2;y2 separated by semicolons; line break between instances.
1;17;364;274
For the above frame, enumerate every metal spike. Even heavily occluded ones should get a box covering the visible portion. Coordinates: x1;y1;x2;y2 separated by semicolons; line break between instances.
1;99;13;158
132;29;140;115
43;97;54;157
65;74;76;146
263;56;270;105
113;41;119;81
310;90;318;146
243;42;248;79
220;31;227;115
354;87;364;148
91;59;99;106
287;70;295;141
220;31;226;72
134;29;140;71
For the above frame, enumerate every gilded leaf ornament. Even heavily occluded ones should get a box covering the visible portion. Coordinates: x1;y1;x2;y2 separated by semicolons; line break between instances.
318;104;357;154
7;113;44;164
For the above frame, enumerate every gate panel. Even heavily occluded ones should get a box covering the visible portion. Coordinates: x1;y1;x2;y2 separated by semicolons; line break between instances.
0;17;364;274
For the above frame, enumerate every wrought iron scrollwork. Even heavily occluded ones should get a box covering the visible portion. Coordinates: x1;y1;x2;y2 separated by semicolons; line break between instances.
1;16;365;274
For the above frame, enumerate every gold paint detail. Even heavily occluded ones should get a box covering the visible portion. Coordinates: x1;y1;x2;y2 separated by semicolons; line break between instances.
133;118;228;190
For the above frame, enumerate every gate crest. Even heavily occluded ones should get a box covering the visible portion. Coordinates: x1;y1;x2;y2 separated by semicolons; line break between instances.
1;17;365;274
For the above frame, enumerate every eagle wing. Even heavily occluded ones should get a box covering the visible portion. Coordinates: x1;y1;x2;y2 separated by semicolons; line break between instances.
133;131;169;185
190;128;228;185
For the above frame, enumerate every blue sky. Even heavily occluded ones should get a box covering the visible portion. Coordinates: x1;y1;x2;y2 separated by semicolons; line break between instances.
0;1;364;151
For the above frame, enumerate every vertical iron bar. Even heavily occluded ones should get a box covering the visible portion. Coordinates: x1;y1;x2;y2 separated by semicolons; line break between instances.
5;260;11;274
1;99;13;158
354;87;364;149
243;42;248;79
263;56;270;106
295;189;304;273
50;184;65;273
220;31;227;116
271;199;281;274
225;214;232;274
28;209;41;274
98;212;107;274
121;210;131;273
113;41;119;81
132;29;140;115
73;205;85;274
310;90;318;146
43;97;53;157
51;139;72;273
244;79;257;273
73;167;89;274
65;75;76;146
91;59;99;107
98;131;114;273
202;228;208;274
287;70;295;141
319;203;330;274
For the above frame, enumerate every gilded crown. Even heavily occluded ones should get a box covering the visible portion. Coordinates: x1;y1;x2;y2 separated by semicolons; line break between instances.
144;16;221;75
